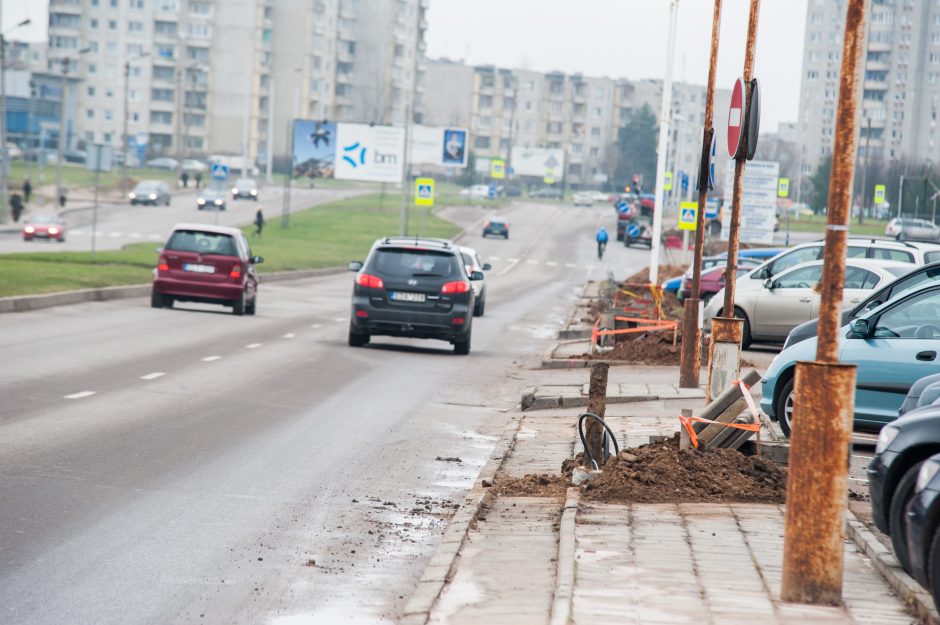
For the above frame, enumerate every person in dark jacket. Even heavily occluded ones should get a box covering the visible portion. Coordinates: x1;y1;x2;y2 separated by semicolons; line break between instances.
23;179;32;203
254;208;265;237
10;193;23;222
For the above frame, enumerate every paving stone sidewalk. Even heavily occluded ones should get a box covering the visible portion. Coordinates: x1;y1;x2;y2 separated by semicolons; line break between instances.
421;371;925;625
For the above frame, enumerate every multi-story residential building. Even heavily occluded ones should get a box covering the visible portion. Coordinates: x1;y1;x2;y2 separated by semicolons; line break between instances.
798;0;940;175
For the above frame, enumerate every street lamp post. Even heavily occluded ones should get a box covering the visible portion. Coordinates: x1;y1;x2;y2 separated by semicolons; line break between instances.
55;47;92;207
122;52;150;196
0;18;32;224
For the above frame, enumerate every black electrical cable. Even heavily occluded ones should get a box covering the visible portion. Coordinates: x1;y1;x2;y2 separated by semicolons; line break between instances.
577;412;621;471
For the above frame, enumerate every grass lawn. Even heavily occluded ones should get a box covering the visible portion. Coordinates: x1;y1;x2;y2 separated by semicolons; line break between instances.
9;161;179;191
0;193;460;297
779;214;888;237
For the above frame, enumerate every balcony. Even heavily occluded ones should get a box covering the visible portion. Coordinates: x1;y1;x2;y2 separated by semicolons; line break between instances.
868;41;891;52
864;80;889;91
865;61;890;72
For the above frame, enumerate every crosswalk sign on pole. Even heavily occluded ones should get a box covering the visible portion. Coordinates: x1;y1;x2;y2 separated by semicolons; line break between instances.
778;178;790;198
415;177;435;207
874;184;886;205
678;201;698;231
663;171;673;191
211;162;229;180
490;159;505;180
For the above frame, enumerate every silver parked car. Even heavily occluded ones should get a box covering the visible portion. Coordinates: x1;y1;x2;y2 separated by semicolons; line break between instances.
885;218;940;242
459;246;492;317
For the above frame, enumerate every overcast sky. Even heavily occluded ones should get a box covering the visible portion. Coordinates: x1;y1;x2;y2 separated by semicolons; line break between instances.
426;0;809;133
8;0;807;131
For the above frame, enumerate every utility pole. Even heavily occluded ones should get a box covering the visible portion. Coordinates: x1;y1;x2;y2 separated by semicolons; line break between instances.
398;102;412;236
56;63;69;205
678;0;722;389
781;0;867;605
649;0;679;285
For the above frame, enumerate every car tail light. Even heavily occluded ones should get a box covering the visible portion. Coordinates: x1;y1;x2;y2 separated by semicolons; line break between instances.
483;221;491;228
356;273;384;288
157;256;169;272
441;280;470;294
451;317;466;325
229;265;242;280
355;310;369;318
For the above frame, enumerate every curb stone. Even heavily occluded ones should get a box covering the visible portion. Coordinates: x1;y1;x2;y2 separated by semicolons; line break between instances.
549;488;579;625
400;414;525;624
845;511;940;625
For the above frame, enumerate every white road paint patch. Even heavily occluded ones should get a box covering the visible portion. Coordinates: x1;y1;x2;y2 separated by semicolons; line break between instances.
246;343;263;349
507;257;519;263
201;355;222;362
849;477;869;483
71;229;84;235
148;234;162;240
129;233;142;238
140;372;166;380
310;323;323;329
64;391;96;400
334;317;345;322
488;256;500;261
109;232;123;238
565;262;577;268
282;333;296;339
546;261;558;266
526;259;538;265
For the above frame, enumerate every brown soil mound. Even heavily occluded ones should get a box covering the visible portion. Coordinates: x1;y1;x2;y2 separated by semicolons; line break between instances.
493;472;569;499
625;265;686;286
573;331;708;366
576;436;787;504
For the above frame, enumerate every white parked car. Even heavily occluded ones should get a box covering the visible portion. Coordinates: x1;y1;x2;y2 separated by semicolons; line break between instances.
459;245;492;317
573;191;594;207
459;185;491;198
885;217;940;242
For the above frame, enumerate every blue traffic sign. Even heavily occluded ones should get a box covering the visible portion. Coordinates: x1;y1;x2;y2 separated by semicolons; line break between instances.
487;184;496;199
211;162;229;180
616;201;629;213
627;224;640;237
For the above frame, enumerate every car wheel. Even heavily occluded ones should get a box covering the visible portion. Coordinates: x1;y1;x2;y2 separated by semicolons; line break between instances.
22;237;29;242
930;527;940;611
245;292;257;316
454;328;471;355
889;462;924;575
58;237;66;243
348;324;369;347
775;377;795;438
504;233;509;239
232;291;246;316
151;289;167;309
734;306;753;350
474;296;485;317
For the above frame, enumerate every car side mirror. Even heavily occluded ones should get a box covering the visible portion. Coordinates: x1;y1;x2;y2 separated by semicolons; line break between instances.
251;255;264;264
482;263;492;271
849;318;871;338
348;261;363;272
865;300;882;311
764;278;775;290
470;271;485;281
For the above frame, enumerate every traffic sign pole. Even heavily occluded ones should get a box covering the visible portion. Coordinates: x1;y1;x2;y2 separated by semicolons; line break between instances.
679;0;723;391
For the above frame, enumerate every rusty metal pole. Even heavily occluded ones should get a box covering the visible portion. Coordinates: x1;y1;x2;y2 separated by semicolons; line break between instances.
679;0;723;389
584;363;609;468
781;0;866;605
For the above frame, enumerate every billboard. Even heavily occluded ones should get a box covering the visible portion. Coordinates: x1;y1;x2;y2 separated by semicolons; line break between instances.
721;160;779;245
292;120;336;179
334;123;405;183
410;125;468;167
510;147;565;179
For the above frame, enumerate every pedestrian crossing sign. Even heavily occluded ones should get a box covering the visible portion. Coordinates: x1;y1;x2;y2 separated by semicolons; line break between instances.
664;171;673;191
874;184;886;205
490;159;506;180
678;201;698;231
777;178;790;198
415;177;434;206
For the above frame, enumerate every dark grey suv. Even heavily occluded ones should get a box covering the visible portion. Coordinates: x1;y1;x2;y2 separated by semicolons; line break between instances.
347;238;477;354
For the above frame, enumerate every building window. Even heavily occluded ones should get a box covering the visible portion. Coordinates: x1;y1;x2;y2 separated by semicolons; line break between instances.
85;131;95;141
129;0;145;8
590;147;599;157
108;20;117;30
86;109;95;119
104;110;114;120
479;95;493;108
151;88;174;102
151;111;173;124
474;136;491;149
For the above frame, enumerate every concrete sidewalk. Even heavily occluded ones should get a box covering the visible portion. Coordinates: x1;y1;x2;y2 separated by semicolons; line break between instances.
407;364;934;625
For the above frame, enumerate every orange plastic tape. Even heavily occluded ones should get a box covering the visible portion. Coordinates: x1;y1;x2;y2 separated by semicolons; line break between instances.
678;414;761;450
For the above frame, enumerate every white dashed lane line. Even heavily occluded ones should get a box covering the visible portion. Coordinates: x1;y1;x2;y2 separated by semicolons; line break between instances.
546;261;558;267
565;263;577;268
334;317;345;323
64;391;96;400
202;355;222;362
282;333;296;339
245;343;262;349
310;324;323;329
140;372;166;380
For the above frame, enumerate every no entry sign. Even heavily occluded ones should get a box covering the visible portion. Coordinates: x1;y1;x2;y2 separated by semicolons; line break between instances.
728;78;745;159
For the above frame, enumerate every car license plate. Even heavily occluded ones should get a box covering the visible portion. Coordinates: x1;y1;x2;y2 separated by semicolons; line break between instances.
390;291;426;303
183;263;215;274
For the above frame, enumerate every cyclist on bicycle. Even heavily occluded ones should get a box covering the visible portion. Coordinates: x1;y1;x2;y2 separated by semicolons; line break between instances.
596;226;609;259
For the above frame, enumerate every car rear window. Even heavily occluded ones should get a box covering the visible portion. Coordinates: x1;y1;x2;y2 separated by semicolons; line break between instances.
166;230;239;257
370;249;460;278
871;248;914;263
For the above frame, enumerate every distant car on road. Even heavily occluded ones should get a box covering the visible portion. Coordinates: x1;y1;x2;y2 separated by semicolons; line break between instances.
347;237;475;354
482;217;509;239
231;178;259;201
885;217;940;242
459;246;492;317
530;187;563;199
197;189;227;211
182;158;208;173
573;191;594;207
3;142;23;160
22;214;66;242
129;180;171;206
146;157;179;170
152;223;263;315
460;184;491;198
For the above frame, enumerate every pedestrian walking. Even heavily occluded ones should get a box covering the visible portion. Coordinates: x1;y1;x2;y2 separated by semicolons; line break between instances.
181;172;189;188
58;189;67;209
254;208;265;237
22;179;32;203
194;172;202;188
10;193;23;222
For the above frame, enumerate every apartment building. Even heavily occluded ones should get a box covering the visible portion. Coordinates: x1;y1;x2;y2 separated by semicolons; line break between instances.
798;0;940;174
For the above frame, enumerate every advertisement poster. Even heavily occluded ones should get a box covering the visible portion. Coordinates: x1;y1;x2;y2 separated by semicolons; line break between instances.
509;147;565;179
334;123;405;183
721;160;780;245
292;120;336;179
409;125;468;167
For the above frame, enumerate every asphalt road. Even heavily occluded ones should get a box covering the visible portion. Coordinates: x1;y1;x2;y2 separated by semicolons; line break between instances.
0;199;657;624
0;183;361;254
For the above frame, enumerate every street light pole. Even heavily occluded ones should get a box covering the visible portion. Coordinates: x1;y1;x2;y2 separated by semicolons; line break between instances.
55;46;91;206
122;52;149;196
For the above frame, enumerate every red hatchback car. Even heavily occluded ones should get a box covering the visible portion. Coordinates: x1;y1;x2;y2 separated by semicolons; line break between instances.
152;223;263;315
679;260;761;304
23;214;67;242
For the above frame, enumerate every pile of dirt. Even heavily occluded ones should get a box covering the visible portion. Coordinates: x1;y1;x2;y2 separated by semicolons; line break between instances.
492;473;569;499
574;330;708;366
567;436;787;504
624;265;686;286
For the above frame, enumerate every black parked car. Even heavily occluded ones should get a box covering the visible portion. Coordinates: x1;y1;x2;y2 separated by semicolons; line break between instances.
868;406;940;573
482;217;509;239
347;237;477;354
785;261;940;349
905;452;940;609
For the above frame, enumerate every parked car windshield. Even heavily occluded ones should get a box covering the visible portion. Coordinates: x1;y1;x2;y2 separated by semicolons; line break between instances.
166;230;239;256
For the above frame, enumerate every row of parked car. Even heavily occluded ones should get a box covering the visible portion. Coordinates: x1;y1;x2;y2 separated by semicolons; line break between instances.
128;178;261;210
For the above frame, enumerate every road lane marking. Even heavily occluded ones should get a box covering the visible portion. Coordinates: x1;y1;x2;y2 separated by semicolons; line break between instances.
202;355;222;362
546;261;558;267
129;233;142;238
140;372;166;380
334;317;345;322
282;333;296;339
565;263;577;268
148;234;162;240
64;391;96;400
507;257;519;262
246;343;262;349
109;232;123;238
488;256;500;261
71;229;84;235
310;323;323;329
526;259;538;265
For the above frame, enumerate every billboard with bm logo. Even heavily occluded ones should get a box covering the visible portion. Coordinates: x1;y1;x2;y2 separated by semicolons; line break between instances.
334;123;405;183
